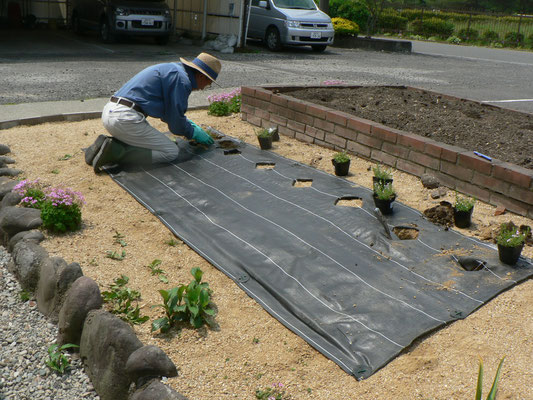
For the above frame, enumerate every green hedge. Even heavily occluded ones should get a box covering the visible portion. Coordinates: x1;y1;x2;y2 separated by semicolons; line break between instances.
411;17;455;38
379;9;408;32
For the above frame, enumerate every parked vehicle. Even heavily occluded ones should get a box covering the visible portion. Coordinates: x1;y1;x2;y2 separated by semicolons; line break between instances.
247;0;334;52
71;0;172;44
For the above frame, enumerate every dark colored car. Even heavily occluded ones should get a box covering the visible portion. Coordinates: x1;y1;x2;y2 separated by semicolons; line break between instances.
71;0;172;44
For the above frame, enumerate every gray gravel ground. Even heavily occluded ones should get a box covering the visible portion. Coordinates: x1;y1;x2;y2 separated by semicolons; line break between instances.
0;246;99;400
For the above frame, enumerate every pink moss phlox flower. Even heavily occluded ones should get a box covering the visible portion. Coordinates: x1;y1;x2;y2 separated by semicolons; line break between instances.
207;88;242;104
45;186;85;207
13;179;43;196
322;79;345;85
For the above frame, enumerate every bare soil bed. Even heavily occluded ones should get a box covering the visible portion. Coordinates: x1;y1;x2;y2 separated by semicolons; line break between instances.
1;110;532;400
285;86;533;170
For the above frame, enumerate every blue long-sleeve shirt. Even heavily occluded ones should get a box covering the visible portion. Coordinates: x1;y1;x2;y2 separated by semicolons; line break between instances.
114;62;198;139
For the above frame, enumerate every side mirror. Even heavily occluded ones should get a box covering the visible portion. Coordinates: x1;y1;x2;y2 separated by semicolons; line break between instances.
258;0;267;8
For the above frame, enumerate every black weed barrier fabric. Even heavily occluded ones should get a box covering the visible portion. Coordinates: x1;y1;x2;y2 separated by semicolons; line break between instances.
106;134;533;380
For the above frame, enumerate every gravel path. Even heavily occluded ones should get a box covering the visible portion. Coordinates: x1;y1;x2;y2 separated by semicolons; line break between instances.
0;246;99;400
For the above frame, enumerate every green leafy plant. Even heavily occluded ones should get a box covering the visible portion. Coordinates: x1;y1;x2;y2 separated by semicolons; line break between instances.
373;182;396;200
46;343;79;374
58;154;73;161
255;382;290;400
101;275;149;325
333;151;350;163
496;222;530;248
147;259;169;284
106;250;126;260
113;230;127;247
331;17;360;36
19;290;31;302
207;89;241;116
454;192;476;212
13;179;47;208
151;267;216;332
166;238;180;246
257;128;273;139
475;357;505;400
14;180;85;233
39;187;84;233
372;164;393;180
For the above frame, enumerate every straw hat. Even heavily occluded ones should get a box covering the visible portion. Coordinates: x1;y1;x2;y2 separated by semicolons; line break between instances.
180;52;221;84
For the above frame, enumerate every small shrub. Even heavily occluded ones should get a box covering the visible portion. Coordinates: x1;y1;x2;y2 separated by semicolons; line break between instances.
372;164;393;180
481;30;500;44
331;17;359;37
102;275;149;325
40;187;85;233
207;88;241;116
496;223;529;248
411;17;454;39
330;0;369;31
151;267;216;332
333;151;350;163
13;179;47;208
373;182;396;200
378;9;408;33
257;128;273;139
454;193;475;212
14;180;85;233
46;343;79;374
504;31;524;47
457;28;479;42
447;35;461;44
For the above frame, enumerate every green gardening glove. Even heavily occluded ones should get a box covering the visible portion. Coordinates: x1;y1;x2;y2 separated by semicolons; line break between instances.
192;125;214;146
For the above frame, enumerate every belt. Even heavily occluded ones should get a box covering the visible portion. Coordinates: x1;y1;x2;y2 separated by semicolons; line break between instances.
110;96;147;116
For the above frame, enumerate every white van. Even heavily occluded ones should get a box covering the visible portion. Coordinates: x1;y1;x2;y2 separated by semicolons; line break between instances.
247;0;334;52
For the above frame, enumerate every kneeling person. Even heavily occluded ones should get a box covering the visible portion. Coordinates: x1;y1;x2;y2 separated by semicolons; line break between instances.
88;52;221;172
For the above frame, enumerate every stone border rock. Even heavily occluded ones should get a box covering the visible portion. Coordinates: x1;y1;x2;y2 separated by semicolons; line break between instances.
0;144;188;400
240;85;533;218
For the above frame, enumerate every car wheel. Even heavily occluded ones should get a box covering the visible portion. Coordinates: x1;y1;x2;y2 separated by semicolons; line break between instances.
311;44;327;52
265;27;282;51
99;18;115;43
72;13;82;34
155;35;169;45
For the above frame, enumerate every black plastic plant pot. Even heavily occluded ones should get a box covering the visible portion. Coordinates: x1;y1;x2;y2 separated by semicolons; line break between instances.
332;159;350;176
453;207;473;229
372;176;393;188
271;129;280;142
373;194;395;215
498;243;523;265
258;136;273;150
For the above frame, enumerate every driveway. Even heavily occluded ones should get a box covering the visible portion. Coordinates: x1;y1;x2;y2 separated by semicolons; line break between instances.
0;29;532;114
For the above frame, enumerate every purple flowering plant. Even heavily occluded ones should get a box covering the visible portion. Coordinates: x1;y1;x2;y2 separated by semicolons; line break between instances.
13;179;47;209
207;88;241;116
13;179;85;233
496;222;530;248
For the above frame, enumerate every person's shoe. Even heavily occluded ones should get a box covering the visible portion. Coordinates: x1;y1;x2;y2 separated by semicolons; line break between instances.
92;138;125;173
84;134;108;165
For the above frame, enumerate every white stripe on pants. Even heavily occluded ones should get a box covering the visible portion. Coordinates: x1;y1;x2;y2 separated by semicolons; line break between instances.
101;101;180;163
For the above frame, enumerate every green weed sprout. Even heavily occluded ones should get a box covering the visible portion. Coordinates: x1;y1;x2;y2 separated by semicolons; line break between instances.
152;267;216;332
101;275;149;325
475;357;505;400
46;343;79;374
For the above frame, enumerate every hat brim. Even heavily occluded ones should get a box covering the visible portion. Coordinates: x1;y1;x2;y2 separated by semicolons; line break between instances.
180;57;221;87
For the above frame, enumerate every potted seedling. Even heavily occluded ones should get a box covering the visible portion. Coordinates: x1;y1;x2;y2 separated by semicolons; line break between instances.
372;164;393;188
496;222;530;265
453;192;476;228
256;128;273;150
373;182;396;215
332;151;350;176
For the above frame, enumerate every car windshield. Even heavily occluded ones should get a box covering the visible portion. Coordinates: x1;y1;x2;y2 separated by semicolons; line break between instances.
272;0;316;10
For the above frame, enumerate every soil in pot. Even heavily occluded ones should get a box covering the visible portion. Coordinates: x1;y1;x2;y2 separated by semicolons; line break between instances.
332;159;350;176
453;207;474;229
498;243;524;265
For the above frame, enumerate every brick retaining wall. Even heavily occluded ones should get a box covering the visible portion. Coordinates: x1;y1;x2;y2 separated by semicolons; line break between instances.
241;85;533;218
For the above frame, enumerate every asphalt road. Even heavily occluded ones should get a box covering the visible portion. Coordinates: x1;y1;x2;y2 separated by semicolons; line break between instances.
0;28;532;114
